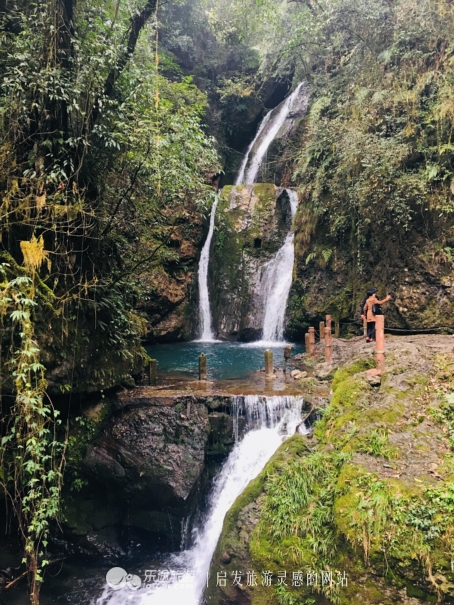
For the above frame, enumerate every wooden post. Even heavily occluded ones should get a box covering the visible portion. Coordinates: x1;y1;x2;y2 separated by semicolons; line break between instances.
305;333;310;355
324;327;332;362
319;321;325;341
149;359;157;386
334;320;340;338
284;345;292;372
264;349;273;377
309;327;315;355
375;315;385;372
199;353;207;381
326;315;332;330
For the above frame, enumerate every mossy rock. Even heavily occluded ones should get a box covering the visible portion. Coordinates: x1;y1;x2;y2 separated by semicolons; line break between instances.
331;358;375;391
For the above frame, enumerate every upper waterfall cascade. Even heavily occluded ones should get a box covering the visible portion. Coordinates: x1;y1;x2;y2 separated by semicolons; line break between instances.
97;395;306;605
195;83;307;342
236;82;308;185
196;197;218;342
234;83;307;342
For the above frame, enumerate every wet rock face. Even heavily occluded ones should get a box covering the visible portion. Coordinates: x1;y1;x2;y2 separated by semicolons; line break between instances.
288;213;454;340
210;184;292;341
83;394;210;508
62;392;237;554
138;209;204;343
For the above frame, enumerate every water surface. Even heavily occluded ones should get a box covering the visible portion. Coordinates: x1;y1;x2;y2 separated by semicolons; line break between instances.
145;341;304;381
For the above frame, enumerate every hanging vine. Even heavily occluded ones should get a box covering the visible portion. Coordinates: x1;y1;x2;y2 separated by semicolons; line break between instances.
0;240;63;605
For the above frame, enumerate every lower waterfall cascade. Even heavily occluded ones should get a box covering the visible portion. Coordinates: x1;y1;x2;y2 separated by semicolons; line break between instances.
96;395;307;605
259;189;298;343
196;197;219;342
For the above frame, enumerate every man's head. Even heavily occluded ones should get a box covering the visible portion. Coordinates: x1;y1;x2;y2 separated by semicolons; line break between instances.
367;287;378;296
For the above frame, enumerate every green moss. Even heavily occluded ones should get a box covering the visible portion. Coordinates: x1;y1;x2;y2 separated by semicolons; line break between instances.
331;358;375;391
220;185;233;203
249;448;352;603
314;373;366;442
210;346;454;604
217;436;310;550
405;582;437;603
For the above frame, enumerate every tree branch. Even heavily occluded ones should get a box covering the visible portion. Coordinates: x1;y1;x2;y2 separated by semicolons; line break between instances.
89;0;158;130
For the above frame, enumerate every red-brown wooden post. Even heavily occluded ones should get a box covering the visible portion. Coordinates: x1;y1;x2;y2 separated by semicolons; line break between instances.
375;315;385;372
324;327;332;362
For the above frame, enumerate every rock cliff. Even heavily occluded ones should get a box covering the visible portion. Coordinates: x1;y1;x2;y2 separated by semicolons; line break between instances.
286;212;454;340
210;184;293;341
139;204;206;343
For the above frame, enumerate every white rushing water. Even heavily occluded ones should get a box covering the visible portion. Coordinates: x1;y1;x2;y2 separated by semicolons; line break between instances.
260;189;298;342
235;110;273;185
233;83;305;342
195;198;218;342
235;82;307;185
96;396;306;605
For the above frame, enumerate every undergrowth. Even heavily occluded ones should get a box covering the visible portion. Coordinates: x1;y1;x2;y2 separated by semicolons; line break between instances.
253;450;351;603
251;356;454;602
430;355;454;449
356;429;396;460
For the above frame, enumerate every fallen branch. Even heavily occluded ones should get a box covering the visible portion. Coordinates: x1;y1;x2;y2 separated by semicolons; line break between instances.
5;558;66;590
295;403;315;435
5;571;27;590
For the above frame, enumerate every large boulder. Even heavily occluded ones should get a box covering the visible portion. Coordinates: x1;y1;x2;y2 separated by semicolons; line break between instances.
62;391;238;553
83;393;211;508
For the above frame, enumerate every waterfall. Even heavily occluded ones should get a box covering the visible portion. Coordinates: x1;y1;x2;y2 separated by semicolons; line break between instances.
235;110;273;186
96;396;306;605
195;198;218;342
233;83;306;343
235;82;307;186
260;189;298;342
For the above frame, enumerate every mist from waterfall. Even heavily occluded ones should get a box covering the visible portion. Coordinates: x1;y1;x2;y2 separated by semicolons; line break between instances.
96;396;306;605
195;198;218;342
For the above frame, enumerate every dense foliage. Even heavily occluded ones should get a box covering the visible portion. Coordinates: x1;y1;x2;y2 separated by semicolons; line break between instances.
201;0;454;332
0;0;218;600
3;0;454;600
232;0;454;262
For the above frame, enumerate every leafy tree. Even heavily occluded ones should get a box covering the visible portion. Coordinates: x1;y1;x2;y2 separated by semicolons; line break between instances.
0;1;219;602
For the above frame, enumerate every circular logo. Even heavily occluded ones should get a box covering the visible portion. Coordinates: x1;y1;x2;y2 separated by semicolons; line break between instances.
106;567;127;591
126;574;142;591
